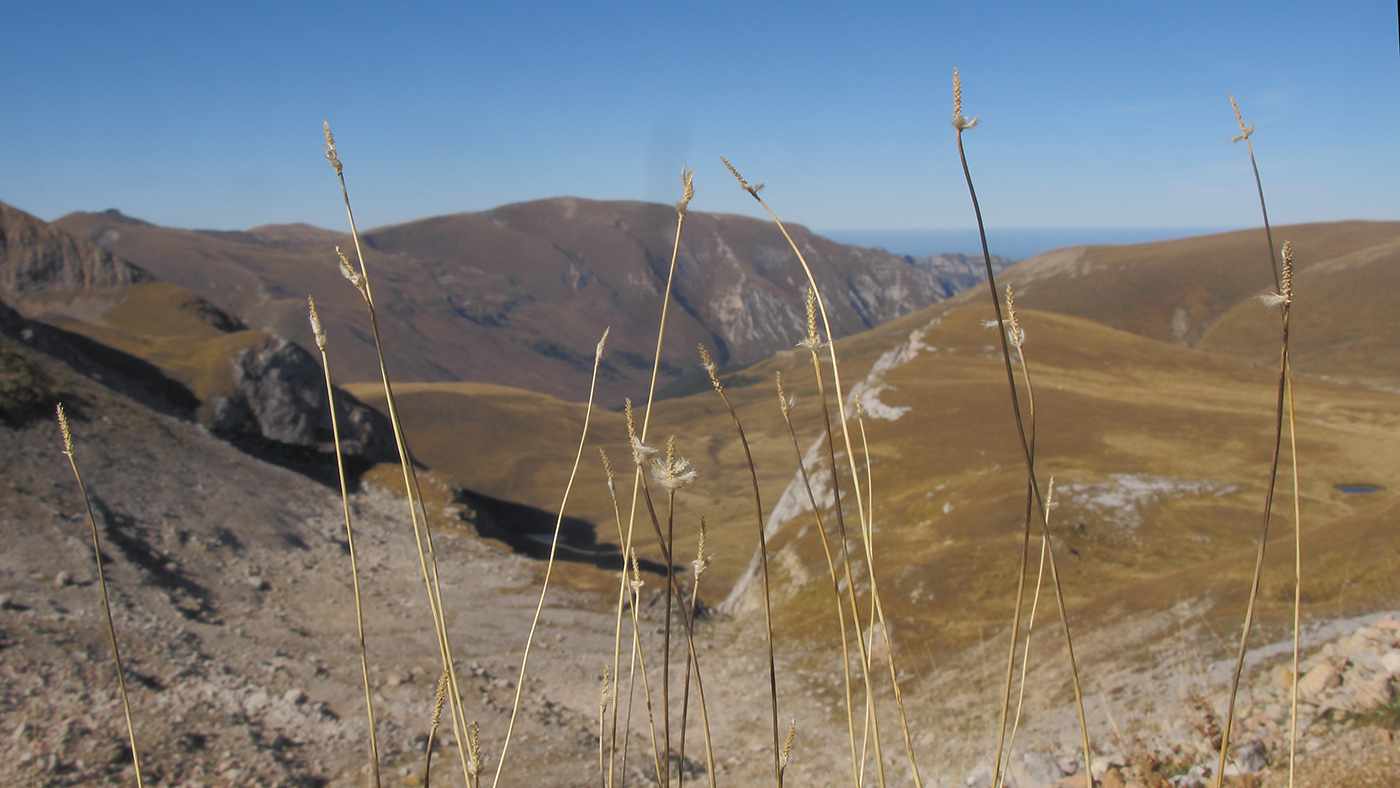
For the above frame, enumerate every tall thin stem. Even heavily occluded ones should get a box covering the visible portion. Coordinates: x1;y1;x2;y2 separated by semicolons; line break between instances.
57;404;146;788
308;298;380;788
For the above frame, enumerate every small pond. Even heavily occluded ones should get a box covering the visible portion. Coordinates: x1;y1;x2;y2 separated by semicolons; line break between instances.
1333;483;1383;494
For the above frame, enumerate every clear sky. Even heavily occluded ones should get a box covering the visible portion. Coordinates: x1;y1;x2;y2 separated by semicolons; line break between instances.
2;1;1397;234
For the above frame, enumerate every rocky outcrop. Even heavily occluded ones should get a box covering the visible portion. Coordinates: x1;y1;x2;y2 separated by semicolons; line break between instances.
211;335;394;460
0;202;152;296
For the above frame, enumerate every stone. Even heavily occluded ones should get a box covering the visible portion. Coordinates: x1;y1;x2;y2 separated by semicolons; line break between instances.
1233;742;1268;773
1100;766;1127;788
1297;662;1341;700
1382;649;1400;675
1011;751;1063;787
54;570;70;587
282;688;306;705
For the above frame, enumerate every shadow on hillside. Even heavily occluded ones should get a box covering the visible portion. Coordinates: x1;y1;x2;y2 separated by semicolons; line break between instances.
464;490;671;576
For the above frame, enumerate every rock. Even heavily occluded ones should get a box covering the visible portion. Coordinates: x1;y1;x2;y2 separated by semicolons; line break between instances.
211;335;394;460
1273;665;1295;694
1297;662;1341;700
1382;649;1400;675
1057;773;1090;788
0;204;152;296
1100;766;1127;788
246;576;269;591
282;688;306;705
54;570;71;587
242;691;270;716
1232;741;1268;773
1012;751;1063;787
963;761;992;788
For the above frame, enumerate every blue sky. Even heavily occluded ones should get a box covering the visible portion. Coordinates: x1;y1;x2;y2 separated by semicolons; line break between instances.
2;1;1396;235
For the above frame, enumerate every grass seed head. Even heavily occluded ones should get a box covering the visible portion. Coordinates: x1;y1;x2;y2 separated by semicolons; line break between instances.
1005;284;1025;349
430;668;449;731
779;719;796;771
336;246;366;298
322;121;343;175
651;435;697;492
776;371;794;418
56;403;73;457
798;287;823;352
952;68;980;131
307;296;327;351
677;167;695;216
720;156;763;197
693;518;711;580
1229;94;1255;142
699;343;722;392
1259;241;1294;307
596;326;610;364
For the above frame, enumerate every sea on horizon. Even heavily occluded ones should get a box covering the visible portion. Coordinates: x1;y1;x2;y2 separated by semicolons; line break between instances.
820;226;1244;261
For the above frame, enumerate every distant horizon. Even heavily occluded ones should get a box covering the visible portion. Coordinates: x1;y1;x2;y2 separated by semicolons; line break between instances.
17;195;1368;262
820;225;1250;260
2;3;1396;235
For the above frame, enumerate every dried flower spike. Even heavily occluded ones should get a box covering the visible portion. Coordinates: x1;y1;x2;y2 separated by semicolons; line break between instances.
430;668;449;731
952;68;980;131
651;435;697;492
628;549;644;594
776;371;795;418
693;518;711;580
599;447;617;502
56;403;74;456
1229;94;1254;143
798;287;823;352
595;326;610;364
1004;284;1025;349
1259;240;1294;307
307;296;327;351
625;398;657;467
336;246;366;294
323;121;343;175
720;156;764;197
699;343;722;392
779;719;796;771
676;167;695;216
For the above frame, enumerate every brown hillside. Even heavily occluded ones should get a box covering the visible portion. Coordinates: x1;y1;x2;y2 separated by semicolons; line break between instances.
56;198;1012;402
375;291;1400;675
980;221;1400;352
2;202;392;461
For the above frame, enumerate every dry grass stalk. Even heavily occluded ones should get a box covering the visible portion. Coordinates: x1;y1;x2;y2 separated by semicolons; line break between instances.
425;669;450;788
849;392;922;787
495;327;610;786
607;168;696;788
951;69;1092;785
776;370;861;786
989;285;1038;788
677;519;711;788
725;155;927;787
600;448;661;788
1216;243;1295;787
778;719;796;788
627;411;717;788
307;297;381;788
56;403;146;788
599;666;612;788
323;121;475;785
1229;97;1304;787
792;283;887;788
1229;95;1280;290
700;343;783;787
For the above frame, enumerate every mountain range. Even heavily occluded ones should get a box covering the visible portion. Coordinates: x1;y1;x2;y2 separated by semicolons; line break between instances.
3;194;1399;787
52;198;1015;403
